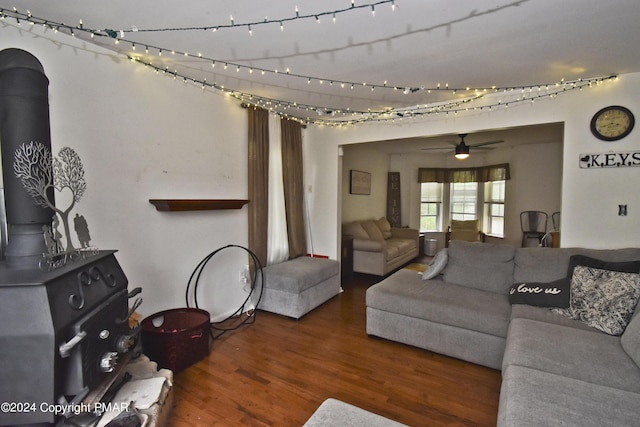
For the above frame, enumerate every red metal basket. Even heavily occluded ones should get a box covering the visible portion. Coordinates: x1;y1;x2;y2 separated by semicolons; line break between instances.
141;308;210;373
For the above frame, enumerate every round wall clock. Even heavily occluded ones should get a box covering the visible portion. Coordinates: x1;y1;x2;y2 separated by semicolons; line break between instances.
590;105;635;141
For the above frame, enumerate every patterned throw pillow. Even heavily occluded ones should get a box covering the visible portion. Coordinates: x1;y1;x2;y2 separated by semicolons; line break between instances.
555;266;640;335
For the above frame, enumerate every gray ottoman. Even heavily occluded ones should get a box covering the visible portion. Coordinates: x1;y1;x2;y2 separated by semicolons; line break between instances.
304;398;408;426
257;256;341;319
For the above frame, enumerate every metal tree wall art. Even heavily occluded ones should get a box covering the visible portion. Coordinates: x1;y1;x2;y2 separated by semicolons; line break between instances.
13;141;87;254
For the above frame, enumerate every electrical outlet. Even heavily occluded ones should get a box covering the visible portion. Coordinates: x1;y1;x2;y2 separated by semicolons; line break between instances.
240;265;250;285
240;265;252;293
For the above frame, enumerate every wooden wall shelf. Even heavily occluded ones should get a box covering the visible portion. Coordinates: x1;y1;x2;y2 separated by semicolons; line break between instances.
149;199;249;212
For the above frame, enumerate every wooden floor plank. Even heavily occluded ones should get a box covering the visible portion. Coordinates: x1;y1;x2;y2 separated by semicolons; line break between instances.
167;270;502;426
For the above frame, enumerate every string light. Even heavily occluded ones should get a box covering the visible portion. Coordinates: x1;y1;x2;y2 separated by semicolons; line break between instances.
0;5;414;93
7;4;545;96
125;53;615;126
104;1;397;35
2;6;618;127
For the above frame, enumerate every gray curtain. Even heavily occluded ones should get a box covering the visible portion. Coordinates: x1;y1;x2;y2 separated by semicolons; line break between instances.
281;119;307;259
248;107;269;268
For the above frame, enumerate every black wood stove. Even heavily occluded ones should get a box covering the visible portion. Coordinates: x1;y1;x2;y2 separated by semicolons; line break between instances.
0;251;140;426
0;49;142;426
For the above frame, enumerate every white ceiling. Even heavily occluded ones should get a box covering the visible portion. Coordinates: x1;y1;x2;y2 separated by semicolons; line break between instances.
1;0;638;150
358;122;564;155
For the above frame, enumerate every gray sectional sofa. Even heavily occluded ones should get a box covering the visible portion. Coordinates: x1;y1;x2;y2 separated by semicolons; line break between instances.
366;241;640;426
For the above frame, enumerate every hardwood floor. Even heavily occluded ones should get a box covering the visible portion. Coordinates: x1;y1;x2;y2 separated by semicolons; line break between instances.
167;269;502;426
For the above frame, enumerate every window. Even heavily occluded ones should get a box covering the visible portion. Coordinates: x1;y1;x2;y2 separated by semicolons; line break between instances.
417;164;509;236
485;180;505;237
450;182;478;221
420;183;442;232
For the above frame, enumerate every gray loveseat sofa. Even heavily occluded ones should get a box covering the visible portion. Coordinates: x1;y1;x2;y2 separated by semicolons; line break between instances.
366;241;640;426
342;218;419;276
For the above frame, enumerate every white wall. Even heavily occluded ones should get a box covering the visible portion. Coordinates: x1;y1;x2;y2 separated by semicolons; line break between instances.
341;145;390;223
305;74;640;258
500;142;563;246
302;135;340;258
2;24;251;320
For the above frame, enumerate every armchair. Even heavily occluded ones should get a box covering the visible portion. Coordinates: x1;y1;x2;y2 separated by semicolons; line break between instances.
445;219;485;247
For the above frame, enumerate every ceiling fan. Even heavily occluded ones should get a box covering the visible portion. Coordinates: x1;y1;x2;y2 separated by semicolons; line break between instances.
421;134;504;159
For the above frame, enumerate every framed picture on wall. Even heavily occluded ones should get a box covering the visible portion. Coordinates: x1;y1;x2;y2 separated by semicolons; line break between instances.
350;170;371;195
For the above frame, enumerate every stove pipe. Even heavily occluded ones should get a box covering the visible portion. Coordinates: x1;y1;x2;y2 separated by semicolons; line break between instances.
0;48;55;269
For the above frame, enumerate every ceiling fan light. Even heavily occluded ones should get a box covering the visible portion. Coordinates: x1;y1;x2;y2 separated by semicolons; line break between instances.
454;142;470;159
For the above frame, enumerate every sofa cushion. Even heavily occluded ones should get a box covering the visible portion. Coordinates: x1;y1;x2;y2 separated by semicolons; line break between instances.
443;241;515;294
353;238;385;252
555;266;640;335
508;278;569;308
385;244;399;261
375;217;392;239
503;318;640;393
510;304;597;332
498;365;640;427
367;269;511;338
361;220;385;241
422;248;448;280
263;256;339;293
621;313;640;368
386;238;414;257
513;247;578;283
343;222;369;240
514;248;640;284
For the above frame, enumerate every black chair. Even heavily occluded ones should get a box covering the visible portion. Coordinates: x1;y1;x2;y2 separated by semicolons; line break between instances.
520;211;548;247
551;211;560;231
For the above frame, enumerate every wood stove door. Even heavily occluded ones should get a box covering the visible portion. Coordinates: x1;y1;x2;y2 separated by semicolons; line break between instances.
62;289;134;396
